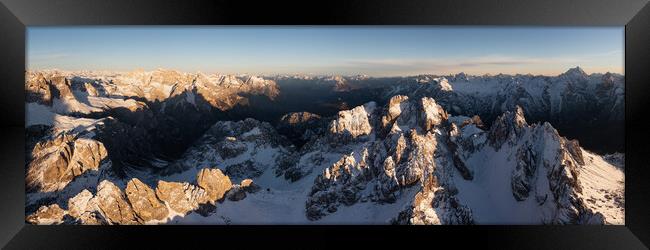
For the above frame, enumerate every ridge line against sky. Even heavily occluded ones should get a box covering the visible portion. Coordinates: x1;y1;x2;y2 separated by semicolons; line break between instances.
27;27;624;77
25;66;621;78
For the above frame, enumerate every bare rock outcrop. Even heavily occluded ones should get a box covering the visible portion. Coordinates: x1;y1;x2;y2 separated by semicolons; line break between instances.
125;178;169;222
196;168;232;203
280;112;322;125
542;123;598;224
68;189;105;225
307;97;446;220
26;133;108;192
26;165;242;224
226;178;261;201
564;139;585;166
381;95;415;135
392;175;473;225
84;82;100;96
382;95;409;125
488;106;527;149
240;179;260;193
25;204;67;225
49;75;77;101
511;143;537;201
329;102;376;140
420;97;448;131
25;72;53;105
380;95;447;135
307;150;373;220
446;123;473;180
94;180;139;225
155;180;209;215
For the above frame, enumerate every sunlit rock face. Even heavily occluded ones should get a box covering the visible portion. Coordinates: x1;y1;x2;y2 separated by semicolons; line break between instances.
155;180;210;216
67;189;105;225
328;102;376;140
26;204;67;225
27;167;241;225
303;97;620;224
125;178;169;222
26;133;108;192
93;180;139;225
196;168;232;204
25;72;53;105
24;70;281;179
104;69;280;110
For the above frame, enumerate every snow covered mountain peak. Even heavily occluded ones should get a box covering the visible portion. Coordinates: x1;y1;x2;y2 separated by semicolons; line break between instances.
25;93;624;225
25;67;624;225
561;66;588;79
452;72;469;82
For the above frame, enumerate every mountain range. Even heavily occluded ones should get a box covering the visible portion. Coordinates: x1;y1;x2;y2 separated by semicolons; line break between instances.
24;67;624;225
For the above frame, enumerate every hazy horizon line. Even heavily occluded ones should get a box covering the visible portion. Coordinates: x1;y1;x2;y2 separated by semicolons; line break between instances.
26;66;624;78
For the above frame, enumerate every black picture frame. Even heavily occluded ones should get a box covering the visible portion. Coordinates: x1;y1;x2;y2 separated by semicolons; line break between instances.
0;0;648;248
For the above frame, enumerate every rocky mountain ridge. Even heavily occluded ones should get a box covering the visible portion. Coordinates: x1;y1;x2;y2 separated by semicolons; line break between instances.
26;96;624;225
27;167;260;225
25;68;624;225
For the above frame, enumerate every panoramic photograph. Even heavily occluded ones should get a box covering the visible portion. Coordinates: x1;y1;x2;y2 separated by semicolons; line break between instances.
24;27;624;225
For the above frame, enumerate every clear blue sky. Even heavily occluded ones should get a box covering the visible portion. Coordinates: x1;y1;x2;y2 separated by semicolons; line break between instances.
27;26;623;76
